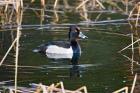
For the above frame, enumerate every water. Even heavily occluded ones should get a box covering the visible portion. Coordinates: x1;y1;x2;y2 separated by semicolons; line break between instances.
0;4;133;93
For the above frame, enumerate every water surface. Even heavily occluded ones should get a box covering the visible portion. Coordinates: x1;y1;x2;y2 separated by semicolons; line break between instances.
0;4;133;93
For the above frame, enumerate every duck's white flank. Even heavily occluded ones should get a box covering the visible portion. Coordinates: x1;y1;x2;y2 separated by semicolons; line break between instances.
46;45;73;59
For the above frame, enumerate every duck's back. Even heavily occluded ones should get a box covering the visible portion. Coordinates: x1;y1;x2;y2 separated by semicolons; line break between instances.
47;41;71;48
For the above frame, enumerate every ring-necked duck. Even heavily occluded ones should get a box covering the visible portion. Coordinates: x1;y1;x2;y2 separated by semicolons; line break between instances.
33;25;88;64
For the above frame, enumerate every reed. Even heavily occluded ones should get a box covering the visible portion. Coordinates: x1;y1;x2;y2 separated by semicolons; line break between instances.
128;2;140;27
1;0;23;13
113;73;138;93
53;9;59;22
54;0;59;9
2;81;87;93
0;1;23;93
81;0;88;21
118;3;140;73
121;54;140;66
76;0;106;21
14;8;23;93
76;0;105;10
76;0;89;21
0;38;17;66
33;81;88;93
119;38;140;56
31;0;46;7
113;87;128;93
54;0;70;9
128;2;140;65
130;73;137;93
131;33;134;74
125;0;129;14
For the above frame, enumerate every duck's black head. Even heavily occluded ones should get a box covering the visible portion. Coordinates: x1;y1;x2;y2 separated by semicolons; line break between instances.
69;25;88;41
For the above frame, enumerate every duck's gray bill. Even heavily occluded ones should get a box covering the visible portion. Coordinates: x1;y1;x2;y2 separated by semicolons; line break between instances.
79;32;88;39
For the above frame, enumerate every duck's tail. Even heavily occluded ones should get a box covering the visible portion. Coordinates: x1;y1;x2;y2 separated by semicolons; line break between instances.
32;48;40;53
33;44;48;54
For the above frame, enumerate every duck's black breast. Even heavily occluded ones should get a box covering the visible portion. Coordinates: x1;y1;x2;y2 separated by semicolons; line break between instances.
47;41;71;48
70;41;81;65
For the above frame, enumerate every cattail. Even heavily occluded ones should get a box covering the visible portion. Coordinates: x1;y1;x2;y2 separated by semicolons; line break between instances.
41;0;45;7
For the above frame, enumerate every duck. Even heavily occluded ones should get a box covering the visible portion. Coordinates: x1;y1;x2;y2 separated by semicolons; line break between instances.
33;25;88;64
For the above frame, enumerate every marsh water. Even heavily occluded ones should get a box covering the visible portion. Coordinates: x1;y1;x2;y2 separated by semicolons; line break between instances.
0;3;135;93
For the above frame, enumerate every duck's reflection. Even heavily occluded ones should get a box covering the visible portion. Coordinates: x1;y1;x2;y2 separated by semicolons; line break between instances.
70;65;82;78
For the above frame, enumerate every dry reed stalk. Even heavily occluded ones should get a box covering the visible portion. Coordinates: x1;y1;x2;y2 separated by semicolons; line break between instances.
94;13;102;21
60;82;65;93
125;0;128;14
6;88;24;93
118;38;140;53
9;8;15;23
14;18;20;93
74;86;88;93
34;86;42;93
40;8;45;28
131;33;134;74
15;0;19;13
53;0;70;9
46;84;55;93
20;0;23;9
128;3;137;19
91;0;96;9
11;31;16;51
2;0;23;13
95;0;105;9
50;84;55;93
77;0;89;21
54;81;65;93
54;0;59;9
0;38;17;66
130;73;137;93
41;0;45;7
31;0;45;7
135;3;140;27
4;0;9;12
33;82;87;93
63;0;70;9
121;0;129;14
128;2;140;58
128;3;140;32
14;8;23;93
113;87;128;93
106;0;123;12
76;0;89;10
32;9;41;18
81;0;88;21
53;9;59;22
31;0;35;3
76;0;105;10
121;54;140;65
